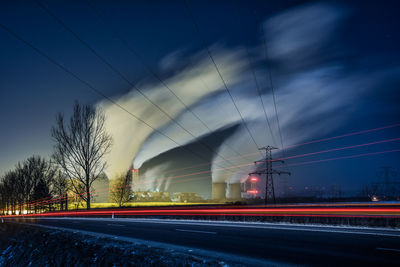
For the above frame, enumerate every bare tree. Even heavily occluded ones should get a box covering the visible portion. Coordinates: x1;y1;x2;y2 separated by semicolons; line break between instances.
52;170;69;211
0;156;56;215
32;178;51;213
109;170;133;207
52;102;112;209
0;181;7;215
18;156;56;212
1;171;17;214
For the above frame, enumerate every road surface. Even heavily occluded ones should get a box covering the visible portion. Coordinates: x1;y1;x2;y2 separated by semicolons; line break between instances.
8;217;400;266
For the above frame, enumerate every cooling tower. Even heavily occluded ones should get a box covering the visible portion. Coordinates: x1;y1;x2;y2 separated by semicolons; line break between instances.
212;182;226;200
228;183;242;199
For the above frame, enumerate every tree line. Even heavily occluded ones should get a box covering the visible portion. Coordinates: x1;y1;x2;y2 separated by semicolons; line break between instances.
0;102;131;215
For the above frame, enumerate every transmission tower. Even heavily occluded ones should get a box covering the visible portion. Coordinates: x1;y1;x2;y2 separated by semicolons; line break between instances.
249;146;290;204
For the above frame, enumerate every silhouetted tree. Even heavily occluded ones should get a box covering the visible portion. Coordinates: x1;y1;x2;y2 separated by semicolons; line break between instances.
1;171;18;214
52;170;69;211
0;156;56;214
52;102;112;209
110;171;133;207
32;178;51;213
19;156;56;212
0;182;5;215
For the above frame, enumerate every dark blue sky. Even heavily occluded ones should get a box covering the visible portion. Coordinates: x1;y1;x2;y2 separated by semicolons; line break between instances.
1;0;399;196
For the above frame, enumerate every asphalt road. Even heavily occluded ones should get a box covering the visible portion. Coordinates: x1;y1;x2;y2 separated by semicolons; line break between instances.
9;218;400;266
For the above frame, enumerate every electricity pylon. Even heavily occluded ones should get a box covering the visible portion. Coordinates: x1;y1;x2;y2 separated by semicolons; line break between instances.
249;146;290;204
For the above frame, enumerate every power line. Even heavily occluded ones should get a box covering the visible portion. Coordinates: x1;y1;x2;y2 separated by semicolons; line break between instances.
260;23;285;154
84;0;255;163
239;149;400;176
131;139;400;182
231;136;400;175
159;128;400;175
272;149;400;170
264;137;400;166
260;21;288;197
286;123;400;149
213;2;276;149
0;22;238;176
245;46;277;147
34;0;249;173
183;0;262;156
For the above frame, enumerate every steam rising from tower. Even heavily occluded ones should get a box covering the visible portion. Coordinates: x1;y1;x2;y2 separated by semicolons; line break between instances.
96;3;387;199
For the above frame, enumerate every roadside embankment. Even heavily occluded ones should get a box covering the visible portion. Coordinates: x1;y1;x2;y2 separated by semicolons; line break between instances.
0;222;238;267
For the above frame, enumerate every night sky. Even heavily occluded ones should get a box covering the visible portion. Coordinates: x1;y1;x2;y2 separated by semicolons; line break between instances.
1;0;399;198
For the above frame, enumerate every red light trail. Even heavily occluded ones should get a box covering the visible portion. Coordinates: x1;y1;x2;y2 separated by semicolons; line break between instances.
3;206;400;218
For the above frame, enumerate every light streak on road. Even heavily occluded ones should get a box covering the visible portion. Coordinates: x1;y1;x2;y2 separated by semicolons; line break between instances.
3;206;400;218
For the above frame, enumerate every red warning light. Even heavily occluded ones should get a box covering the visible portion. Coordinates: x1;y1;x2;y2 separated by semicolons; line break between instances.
247;190;258;194
250;177;258;182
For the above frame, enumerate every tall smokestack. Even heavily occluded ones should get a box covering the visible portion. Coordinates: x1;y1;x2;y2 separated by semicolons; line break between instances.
131;167;139;190
228;183;242;199
212;183;226;200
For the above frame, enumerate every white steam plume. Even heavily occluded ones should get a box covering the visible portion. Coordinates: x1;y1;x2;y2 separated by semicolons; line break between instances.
133;3;381;186
97;46;247;178
98;3;395;193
